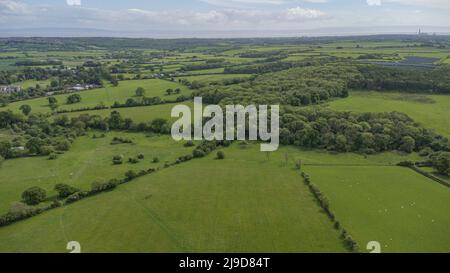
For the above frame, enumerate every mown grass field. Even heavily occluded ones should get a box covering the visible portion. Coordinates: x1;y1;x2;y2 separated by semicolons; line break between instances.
327;91;450;138
0;143;348;253
4;79;189;115
304;165;450;253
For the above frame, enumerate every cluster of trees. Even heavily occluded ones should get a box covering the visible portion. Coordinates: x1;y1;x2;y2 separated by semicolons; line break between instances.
180;60;228;72
0;65;113;102
0;110;78;160
431;152;450;176
15;59;63;66
350;65;450;94
196;64;357;107
224;60;297;74
279;108;449;154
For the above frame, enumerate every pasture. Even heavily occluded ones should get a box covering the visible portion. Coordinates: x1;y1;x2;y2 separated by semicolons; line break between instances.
304;165;450;253
327;91;450;139
0;133;193;214
4;79;189;115
0;143;347;253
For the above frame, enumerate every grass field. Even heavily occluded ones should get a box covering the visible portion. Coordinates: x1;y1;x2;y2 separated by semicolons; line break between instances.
304;165;450;253
327;91;450;138
4;79;189;115
0;143;347;253
60;101;194;123
0;133;194;214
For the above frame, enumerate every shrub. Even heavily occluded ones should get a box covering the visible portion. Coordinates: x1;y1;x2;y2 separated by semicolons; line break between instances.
22;187;46;205
91;180;117;193
54;184;80;198
137;153;145;160
152;157;160;163
125;170;138;181
193;149;206;158
344;235;359;252
216;151;225;160
40;145;54;156
113;155;124;165
0;202;42;227
65;191;90;204
48;153;58;160
55;140;71;151
128;157;139;164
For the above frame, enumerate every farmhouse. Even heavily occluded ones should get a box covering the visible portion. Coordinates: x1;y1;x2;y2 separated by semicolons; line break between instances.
0;85;22;95
68;84;98;91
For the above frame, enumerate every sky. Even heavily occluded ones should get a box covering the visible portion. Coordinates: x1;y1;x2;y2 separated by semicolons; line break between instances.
0;0;449;37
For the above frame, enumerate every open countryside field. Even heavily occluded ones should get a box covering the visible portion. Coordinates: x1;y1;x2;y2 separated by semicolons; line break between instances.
0;143;347;253
0;36;449;254
5;79;189;115
60;102;194;123
304;165;450;252
327;91;450;138
0;133;194;214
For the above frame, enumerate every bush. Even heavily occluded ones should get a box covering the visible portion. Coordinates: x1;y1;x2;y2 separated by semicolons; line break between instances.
65;191;90;204
40;145;54;156
54;184;80;198
128;157;139;164
0;202;42;227
152;157;160;163
344;235;359;252
125;170;138;181
55;140;71;151
137;153;145;160
216;151;225;160
113;155;124;165
22;187;46;205
48;153;58;160
91;180;117;193
193;149;206;158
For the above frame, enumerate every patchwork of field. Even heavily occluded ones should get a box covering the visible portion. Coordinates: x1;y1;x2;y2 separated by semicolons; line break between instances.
327;91;450;138
1;37;449;253
0;143;347;253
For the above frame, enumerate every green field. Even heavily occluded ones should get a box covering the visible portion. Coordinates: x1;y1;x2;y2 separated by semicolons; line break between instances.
60;101;194;123
0;133;196;214
0;143;347;253
304;165;450;252
5;79;189;115
327;91;450;138
0;37;449;253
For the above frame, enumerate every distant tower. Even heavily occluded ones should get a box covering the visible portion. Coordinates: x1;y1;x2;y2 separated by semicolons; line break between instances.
418;28;421;35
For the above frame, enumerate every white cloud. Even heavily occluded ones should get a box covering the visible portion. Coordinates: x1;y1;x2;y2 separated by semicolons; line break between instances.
66;0;81;6
286;7;326;19
0;0;30;15
201;0;286;7
368;0;450;9
367;0;381;6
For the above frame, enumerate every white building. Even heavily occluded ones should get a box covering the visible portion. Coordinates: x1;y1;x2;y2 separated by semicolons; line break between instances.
0;85;22;95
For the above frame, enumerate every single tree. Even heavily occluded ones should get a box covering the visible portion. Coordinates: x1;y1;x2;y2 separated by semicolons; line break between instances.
22;187;46;205
19;105;32;116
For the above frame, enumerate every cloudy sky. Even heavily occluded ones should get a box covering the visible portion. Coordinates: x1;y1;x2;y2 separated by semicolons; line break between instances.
0;0;449;37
